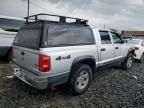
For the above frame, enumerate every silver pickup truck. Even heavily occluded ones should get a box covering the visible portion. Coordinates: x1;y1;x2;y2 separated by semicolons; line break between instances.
10;14;135;95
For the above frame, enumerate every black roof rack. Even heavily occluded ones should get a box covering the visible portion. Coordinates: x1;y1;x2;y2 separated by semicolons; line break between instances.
24;13;88;26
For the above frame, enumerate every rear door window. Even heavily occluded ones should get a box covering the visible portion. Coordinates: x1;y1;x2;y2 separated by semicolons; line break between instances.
47;26;94;47
14;29;41;49
99;31;112;44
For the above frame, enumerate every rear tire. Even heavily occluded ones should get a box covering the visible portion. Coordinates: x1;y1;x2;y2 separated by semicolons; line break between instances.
69;64;93;95
121;53;134;70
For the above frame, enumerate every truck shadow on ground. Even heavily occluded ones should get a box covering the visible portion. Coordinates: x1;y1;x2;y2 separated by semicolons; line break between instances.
0;58;9;64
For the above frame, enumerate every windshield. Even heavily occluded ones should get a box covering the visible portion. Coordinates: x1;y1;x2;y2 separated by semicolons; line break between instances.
14;29;41;49
128;39;140;45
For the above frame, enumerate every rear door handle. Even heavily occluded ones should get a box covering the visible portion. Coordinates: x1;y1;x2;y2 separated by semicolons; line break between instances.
115;47;119;49
101;48;106;51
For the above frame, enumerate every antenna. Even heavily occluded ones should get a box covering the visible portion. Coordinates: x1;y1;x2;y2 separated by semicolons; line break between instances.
27;0;30;17
104;24;106;29
26;0;30;22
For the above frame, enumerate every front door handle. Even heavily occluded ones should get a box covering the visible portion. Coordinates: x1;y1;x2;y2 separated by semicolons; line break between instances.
101;48;106;51
21;51;25;56
115;47;119;49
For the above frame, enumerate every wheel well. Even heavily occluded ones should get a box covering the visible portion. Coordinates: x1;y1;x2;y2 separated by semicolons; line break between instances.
68;59;96;82
128;49;135;57
79;60;95;73
141;52;144;58
71;59;96;74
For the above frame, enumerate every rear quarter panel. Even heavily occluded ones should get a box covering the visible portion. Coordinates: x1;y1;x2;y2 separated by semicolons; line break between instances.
40;45;98;76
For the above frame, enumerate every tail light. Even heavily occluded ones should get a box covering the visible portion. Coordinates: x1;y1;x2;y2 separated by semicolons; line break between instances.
39;55;51;72
135;47;139;50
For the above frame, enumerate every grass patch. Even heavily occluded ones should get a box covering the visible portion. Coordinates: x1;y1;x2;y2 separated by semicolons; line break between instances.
0;64;10;77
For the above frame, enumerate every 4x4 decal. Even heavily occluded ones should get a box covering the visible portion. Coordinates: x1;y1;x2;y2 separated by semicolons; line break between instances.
56;55;71;61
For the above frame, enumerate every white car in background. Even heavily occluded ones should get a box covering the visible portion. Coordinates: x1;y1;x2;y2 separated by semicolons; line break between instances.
0;28;17;60
128;39;144;62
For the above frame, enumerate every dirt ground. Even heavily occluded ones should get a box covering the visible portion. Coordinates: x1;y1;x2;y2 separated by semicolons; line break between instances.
0;59;144;108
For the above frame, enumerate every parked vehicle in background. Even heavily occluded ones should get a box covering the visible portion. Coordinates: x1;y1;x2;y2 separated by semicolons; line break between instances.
10;14;135;95
0;28;17;60
123;36;133;43
127;39;144;62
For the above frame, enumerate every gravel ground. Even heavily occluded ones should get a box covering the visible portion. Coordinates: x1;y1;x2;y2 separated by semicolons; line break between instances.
0;59;144;108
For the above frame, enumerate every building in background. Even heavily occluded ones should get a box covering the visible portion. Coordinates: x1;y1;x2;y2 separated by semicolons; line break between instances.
121;31;144;39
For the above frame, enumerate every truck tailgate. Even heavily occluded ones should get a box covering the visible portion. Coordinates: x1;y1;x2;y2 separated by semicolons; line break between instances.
13;46;39;75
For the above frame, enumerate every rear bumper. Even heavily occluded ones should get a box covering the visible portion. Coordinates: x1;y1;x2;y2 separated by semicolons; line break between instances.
10;61;48;89
10;61;69;89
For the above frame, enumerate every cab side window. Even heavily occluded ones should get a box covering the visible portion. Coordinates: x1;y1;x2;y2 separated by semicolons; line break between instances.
99;31;112;44
47;26;95;47
111;33;122;44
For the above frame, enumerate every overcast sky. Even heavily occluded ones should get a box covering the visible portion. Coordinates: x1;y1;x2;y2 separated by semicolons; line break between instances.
0;0;144;31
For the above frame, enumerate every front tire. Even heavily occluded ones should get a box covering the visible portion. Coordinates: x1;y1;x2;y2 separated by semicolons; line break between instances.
122;54;134;70
69;64;93;95
140;53;144;63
